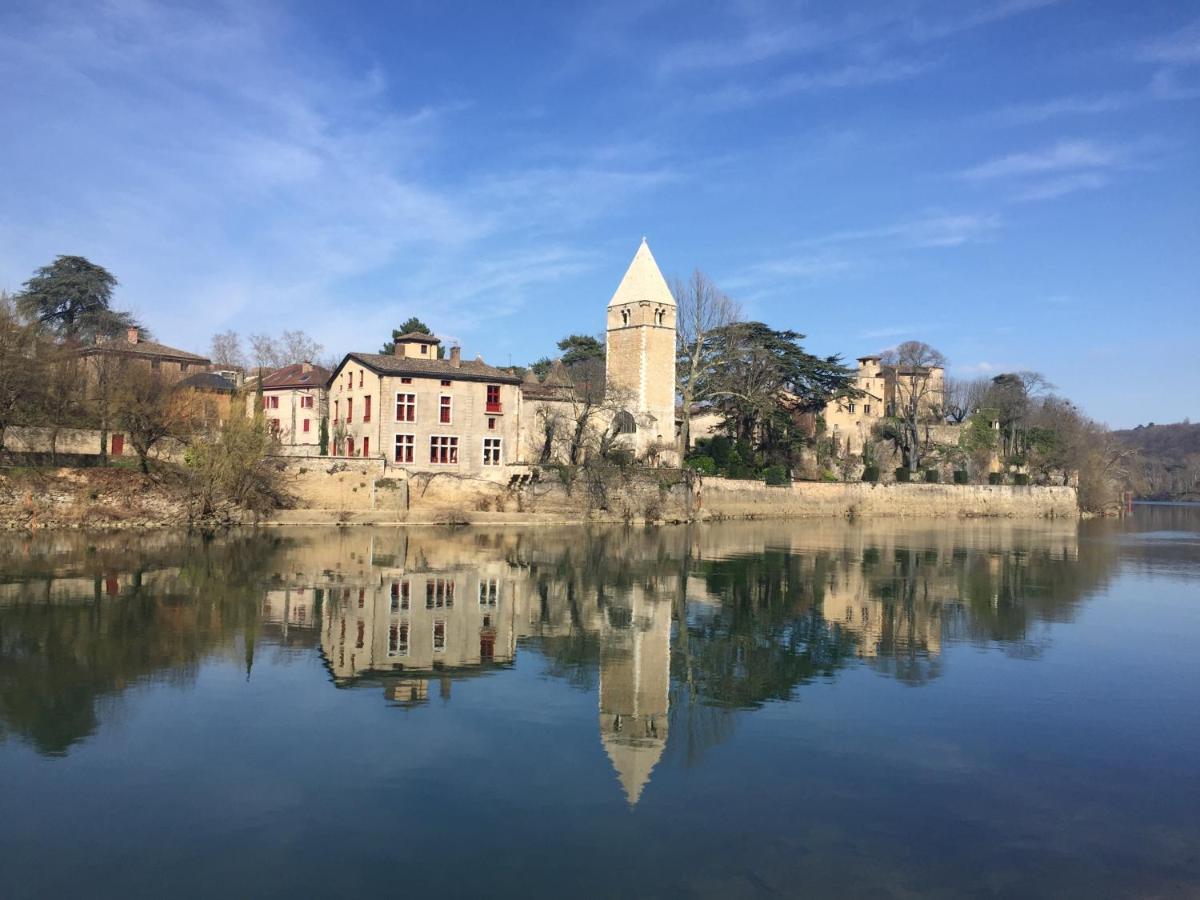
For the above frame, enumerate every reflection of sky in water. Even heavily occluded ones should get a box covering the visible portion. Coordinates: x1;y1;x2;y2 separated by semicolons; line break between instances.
0;508;1198;898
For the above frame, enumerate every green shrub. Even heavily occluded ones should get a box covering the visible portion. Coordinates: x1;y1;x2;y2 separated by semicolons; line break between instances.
763;465;789;486
953;470;969;485
820;469;838;482
894;467;912;483
1013;473;1030;486
988;472;1005;485
686;455;716;475
924;469;940;483
862;465;880;483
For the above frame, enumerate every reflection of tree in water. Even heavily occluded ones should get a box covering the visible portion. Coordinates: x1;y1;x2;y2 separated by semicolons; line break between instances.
675;550;858;710
0;521;1123;763
0;532;288;756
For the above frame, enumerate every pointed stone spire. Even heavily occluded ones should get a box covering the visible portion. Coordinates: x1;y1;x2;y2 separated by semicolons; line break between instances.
608;238;675;308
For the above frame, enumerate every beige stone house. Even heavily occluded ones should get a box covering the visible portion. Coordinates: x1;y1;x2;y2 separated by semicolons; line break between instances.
79;327;210;380
253;361;330;450
823;356;887;453
327;335;521;477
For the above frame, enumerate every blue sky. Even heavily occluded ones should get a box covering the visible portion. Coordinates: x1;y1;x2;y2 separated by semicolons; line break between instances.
1;0;1197;427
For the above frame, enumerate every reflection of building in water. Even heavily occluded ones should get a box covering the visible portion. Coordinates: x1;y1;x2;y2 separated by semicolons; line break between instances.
261;588;318;633
822;562;944;659
598;585;672;806
312;533;519;692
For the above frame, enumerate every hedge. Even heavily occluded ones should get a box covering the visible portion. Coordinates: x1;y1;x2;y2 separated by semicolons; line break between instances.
953;470;970;484
862;465;880;483
895;467;912;483
924;469;940;483
988;472;1005;485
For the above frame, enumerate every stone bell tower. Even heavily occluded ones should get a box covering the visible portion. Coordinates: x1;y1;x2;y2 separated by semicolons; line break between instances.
605;239;677;455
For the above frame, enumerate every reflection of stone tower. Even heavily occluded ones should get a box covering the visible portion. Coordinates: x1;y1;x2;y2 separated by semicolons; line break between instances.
605;239;677;455
598;587;671;806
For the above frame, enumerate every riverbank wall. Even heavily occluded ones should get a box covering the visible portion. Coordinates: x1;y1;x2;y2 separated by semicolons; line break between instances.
0;464;1077;530
277;464;1076;525
699;480;1077;520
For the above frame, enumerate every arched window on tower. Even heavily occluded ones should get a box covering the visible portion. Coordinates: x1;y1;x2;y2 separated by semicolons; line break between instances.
621;309;630;326
655;308;664;325
614;410;637;435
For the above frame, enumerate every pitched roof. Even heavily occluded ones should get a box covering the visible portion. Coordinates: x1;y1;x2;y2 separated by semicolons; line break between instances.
177;372;238;393
608;238;676;309
84;336;210;363
393;332;441;344
336;352;520;384
261;362;332;390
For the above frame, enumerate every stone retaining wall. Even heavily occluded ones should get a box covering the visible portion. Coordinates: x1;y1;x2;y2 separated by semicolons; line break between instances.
701;479;1076;519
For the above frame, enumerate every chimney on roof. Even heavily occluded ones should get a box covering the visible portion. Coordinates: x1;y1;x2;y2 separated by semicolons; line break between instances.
301;361;312;374
449;345;461;368
127;327;139;344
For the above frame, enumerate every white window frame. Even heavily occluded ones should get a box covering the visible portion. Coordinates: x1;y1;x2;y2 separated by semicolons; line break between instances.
439;394;453;425
388;619;410;657
430;435;459;465
478;577;499;607
394;433;415;464
482;437;502;466
433;619;446;652
395;391;416;423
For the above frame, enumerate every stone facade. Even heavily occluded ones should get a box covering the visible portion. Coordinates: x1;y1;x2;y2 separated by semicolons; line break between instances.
79;327;211;382
252;362;330;450
328;338;521;479
605;239;678;460
824;355;888;453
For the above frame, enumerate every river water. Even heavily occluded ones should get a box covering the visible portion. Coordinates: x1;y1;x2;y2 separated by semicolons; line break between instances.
1;506;1198;898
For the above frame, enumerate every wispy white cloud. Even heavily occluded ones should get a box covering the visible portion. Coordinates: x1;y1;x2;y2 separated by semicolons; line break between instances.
0;1;678;355
1012;172;1109;202
989;93;1137;125
692;58;930;111
801;213;1002;249
1136;17;1200;66
906;0;1063;42
960;140;1122;180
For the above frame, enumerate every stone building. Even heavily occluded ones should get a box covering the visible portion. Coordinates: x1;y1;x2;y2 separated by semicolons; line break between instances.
79;327;211;380
604;238;678;461
327;334;521;477
823;355;888;454
253;361;330;451
327;240;680;474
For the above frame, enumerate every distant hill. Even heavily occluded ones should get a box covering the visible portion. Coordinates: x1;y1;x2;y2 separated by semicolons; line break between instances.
1113;422;1200;500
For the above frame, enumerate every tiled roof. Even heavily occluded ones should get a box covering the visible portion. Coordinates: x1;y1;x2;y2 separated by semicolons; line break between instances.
393;332;441;344
84;337;210;363
340;352;521;384
177;372;237;393
261;362;332;390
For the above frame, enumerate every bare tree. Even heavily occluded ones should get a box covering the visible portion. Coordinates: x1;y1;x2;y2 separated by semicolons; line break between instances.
880;340;947;470
943;376;991;424
0;294;42;452
248;330;325;373
113;366;199;473
39;346;87;462
210;330;246;368
673;269;740;452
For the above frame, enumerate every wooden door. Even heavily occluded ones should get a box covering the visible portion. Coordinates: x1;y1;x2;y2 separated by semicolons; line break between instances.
111;433;124;456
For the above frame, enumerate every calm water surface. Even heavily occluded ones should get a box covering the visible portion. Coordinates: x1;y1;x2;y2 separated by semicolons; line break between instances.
1;507;1198;898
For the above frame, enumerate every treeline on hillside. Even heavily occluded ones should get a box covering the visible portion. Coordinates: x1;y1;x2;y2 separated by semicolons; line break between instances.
1112;422;1200;500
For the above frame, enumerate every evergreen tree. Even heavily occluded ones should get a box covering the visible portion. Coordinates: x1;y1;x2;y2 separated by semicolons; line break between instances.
16;256;141;342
